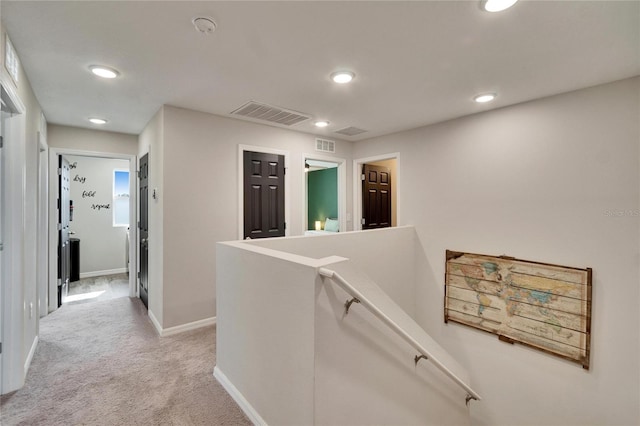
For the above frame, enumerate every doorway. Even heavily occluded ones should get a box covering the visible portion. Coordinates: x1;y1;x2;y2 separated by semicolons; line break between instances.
303;154;347;234
238;145;290;239
353;153;400;231
139;153;148;308
48;149;137;311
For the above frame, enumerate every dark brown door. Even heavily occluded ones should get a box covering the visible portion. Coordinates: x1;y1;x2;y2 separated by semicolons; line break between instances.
139;153;148;309
58;155;71;306
243;151;285;239
362;164;391;230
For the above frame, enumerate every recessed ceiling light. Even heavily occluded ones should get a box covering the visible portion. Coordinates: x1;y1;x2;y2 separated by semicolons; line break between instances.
314;120;329;128
331;71;355;84
480;0;518;12
192;17;217;34
89;118;108;124
474;93;497;103
89;66;119;79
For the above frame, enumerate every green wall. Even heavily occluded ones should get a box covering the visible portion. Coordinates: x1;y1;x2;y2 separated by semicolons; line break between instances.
307;168;338;230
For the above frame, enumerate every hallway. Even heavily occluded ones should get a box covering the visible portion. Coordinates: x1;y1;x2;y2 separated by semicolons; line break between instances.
0;297;250;425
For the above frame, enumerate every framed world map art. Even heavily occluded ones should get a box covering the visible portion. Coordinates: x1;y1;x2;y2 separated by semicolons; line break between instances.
444;250;592;369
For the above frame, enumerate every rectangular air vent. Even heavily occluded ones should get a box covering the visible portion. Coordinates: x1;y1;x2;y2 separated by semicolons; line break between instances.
231;101;310;126
315;138;335;153
335;126;367;136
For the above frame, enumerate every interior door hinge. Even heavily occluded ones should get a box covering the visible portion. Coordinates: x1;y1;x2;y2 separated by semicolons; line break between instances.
0;242;3;251
58;167;63;175
284;222;287;230
361;218;365;225
361;174;365;181
0;342;2;354
137;271;141;279
0;136;3;148
137;221;141;229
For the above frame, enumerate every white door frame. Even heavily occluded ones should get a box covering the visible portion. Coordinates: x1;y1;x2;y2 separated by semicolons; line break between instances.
1;78;27;394
237;144;290;239
352;152;401;231
302;154;347;234
37;130;48;318
48;148;138;311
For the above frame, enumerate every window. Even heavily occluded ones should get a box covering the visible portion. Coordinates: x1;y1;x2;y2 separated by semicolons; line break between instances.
113;170;130;227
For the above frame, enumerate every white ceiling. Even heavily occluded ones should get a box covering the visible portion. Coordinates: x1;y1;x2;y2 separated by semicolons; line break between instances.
2;1;639;140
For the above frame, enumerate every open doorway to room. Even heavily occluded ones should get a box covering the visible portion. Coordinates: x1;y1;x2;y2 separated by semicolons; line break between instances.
49;150;137;309
303;155;347;235
353;153;399;231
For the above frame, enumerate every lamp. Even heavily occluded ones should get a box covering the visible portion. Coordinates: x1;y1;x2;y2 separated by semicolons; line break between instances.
315;221;322;231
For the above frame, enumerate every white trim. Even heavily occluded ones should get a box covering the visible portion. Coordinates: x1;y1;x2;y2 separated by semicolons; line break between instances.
23;336;38;378
1;78;27;394
48;148;138;312
237;144;290;240
214;366;268;426
148;309;163;335
352;152;401;231
149;312;216;337
79;268;127;279
37;132;49;318
301;153;347;234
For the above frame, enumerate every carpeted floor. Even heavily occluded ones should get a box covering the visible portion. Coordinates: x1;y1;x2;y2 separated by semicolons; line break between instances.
0;297;251;425
66;273;130;305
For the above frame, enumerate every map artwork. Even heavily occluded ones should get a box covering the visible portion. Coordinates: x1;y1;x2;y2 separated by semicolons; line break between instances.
444;250;592;369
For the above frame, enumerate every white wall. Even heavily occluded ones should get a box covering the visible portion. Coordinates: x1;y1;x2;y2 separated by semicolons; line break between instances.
48;124;138;155
352;77;640;425
0;21;45;393
215;242;319;425
216;228;472;425
66;155;129;275
159;105;353;328
247;227;418;318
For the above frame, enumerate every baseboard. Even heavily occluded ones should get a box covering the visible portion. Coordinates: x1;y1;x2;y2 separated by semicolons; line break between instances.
214;366;267;426
24;335;39;378
147;311;216;337
148;309;163;336
79;268;127;279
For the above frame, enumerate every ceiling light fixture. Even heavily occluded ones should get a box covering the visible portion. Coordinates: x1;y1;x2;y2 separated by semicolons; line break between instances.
480;0;519;12
89;65;119;79
89;117;108;124
474;93;497;103
314;120;329;128
192;17;217;34
331;71;355;84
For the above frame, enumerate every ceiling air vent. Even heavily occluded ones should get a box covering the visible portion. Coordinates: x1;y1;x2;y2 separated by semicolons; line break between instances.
230;101;310;127
315;138;335;153
335;126;367;136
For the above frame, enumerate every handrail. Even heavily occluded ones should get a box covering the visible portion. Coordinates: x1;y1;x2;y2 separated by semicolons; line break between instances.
318;267;482;403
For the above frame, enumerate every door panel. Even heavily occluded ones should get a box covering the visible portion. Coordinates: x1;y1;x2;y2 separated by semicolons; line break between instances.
243;151;285;239
58;155;71;306
362;164;391;230
139;153;148;309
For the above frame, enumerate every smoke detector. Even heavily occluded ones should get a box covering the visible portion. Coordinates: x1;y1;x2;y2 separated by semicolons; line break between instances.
192;17;216;35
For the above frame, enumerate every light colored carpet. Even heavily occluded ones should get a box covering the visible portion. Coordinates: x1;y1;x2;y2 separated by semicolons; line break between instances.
0;297;251;426
66;273;130;305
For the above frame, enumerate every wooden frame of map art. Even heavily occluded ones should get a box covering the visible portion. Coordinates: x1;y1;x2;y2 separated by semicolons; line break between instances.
444;250;592;369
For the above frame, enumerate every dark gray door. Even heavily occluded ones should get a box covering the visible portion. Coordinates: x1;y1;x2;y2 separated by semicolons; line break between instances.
139;153;148;308
58;155;71;306
243;151;285;239
362;164;391;230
